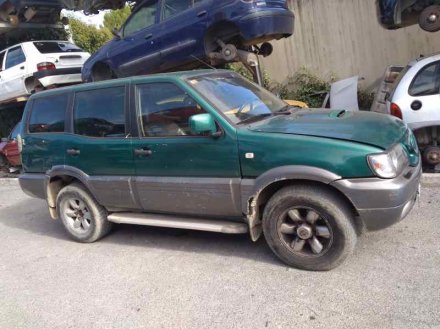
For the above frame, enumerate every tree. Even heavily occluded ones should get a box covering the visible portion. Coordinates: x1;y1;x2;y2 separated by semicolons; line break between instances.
103;5;131;31
69;18;112;54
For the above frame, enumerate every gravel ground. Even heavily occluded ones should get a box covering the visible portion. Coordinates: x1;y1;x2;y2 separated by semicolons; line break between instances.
0;180;439;329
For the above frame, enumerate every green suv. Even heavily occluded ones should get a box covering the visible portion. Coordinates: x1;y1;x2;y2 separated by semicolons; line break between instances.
19;70;421;271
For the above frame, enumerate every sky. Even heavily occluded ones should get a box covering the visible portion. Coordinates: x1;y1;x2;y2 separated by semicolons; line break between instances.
61;9;107;28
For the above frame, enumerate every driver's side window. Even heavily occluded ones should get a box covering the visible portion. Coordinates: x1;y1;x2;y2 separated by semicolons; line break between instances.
123;1;157;37
136;83;207;137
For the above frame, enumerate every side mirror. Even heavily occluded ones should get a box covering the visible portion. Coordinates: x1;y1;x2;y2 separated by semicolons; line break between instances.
189;113;221;137
1;137;8;142
112;28;122;39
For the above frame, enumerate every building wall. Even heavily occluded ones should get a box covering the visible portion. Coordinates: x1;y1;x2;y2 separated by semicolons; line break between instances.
261;0;440;89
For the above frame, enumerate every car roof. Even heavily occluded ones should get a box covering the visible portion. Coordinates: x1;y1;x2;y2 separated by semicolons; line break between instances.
29;69;232;100
409;52;440;66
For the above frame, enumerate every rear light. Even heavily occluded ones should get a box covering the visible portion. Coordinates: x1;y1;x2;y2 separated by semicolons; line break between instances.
17;134;23;153
390;102;403;120
37;62;56;71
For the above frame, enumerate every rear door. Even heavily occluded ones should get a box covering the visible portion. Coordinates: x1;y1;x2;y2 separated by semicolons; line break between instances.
402;61;440;126
110;0;162;76
64;84;138;209
157;0;211;70
22;93;68;173
131;81;242;217
1;45;28;100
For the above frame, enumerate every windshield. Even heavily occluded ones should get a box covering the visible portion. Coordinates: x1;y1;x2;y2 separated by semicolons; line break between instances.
187;72;287;124
33;42;84;54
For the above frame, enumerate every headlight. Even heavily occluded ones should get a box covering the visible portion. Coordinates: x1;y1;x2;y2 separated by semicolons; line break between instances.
367;144;408;178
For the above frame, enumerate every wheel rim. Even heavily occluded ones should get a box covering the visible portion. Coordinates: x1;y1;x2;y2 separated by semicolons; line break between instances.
277;206;333;257
63;198;92;234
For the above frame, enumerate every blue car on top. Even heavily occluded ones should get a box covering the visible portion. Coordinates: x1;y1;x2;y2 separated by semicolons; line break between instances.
376;0;439;32
82;0;294;82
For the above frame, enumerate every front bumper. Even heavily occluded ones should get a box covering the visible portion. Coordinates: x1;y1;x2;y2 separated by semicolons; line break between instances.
238;9;294;43
33;68;83;87
331;160;422;231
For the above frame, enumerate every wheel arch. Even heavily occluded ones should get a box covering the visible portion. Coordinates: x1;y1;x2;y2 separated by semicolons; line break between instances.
204;20;241;54
91;61;117;81
46;166;96;219
245;166;360;241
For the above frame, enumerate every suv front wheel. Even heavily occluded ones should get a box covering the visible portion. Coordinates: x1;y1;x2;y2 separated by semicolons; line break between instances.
263;184;357;271
56;183;112;243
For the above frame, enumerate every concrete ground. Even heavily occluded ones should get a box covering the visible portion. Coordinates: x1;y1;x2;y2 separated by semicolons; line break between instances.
0;179;439;329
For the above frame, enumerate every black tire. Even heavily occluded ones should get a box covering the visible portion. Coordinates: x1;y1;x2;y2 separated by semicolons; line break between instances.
419;5;440;32
263;184;357;271
56;182;112;243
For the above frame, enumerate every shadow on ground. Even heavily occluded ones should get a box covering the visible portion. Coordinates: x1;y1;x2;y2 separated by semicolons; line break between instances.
1;198;282;266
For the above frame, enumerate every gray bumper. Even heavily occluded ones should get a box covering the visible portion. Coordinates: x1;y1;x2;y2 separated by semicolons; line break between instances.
19;173;47;199
331;161;422;231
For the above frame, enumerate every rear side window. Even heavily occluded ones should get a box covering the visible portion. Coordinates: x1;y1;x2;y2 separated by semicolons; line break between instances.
409;62;440;96
28;95;67;133
73;87;126;138
5;46;26;69
123;1;157;37
162;0;202;20
33;42;83;53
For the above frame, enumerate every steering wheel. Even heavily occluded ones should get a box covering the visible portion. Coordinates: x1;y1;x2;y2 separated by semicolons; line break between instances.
236;102;254;118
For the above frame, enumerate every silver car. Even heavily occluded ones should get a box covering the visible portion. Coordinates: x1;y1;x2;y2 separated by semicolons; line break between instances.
386;53;440;169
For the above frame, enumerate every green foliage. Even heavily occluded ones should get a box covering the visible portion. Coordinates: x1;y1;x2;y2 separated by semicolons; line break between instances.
358;89;375;110
225;65;375;109
68;6;132;54
285;68;333;108
69;18;112;54
103;6;132;31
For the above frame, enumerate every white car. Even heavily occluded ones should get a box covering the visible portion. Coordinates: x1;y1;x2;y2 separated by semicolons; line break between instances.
385;53;440;169
0;41;90;103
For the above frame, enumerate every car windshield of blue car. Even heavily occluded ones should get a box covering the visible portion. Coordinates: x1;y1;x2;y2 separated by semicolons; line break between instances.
188;72;287;125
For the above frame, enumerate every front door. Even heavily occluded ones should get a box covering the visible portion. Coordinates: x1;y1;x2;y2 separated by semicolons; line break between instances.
64;84;137;210
132;81;242;217
0;45;27;101
111;0;161;77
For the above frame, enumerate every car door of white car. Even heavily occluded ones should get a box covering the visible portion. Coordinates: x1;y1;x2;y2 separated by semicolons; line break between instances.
0;45;28;101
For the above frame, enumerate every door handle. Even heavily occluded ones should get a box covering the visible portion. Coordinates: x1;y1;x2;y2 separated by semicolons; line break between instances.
145;33;153;40
20;66;25;70
66;148;80;156
411;100;422;111
134;148;152;156
197;10;207;17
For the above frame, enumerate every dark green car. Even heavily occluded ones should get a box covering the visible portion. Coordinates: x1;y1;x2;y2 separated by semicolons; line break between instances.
19;70;421;271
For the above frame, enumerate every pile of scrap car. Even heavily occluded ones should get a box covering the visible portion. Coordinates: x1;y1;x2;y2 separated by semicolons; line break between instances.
0;0;435;270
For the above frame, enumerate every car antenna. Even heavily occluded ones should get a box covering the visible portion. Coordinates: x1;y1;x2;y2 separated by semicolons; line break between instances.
190;55;217;70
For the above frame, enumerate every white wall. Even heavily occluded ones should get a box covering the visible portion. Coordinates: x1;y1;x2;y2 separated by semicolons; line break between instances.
262;0;440;89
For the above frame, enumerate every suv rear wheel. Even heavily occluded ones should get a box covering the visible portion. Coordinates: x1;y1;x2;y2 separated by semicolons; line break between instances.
263;185;357;271
56;183;112;243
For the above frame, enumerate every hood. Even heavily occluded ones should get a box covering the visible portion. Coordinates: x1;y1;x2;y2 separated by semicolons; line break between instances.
248;109;407;149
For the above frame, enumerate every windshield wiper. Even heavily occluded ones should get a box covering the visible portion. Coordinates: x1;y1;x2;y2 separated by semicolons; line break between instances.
237;113;273;125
